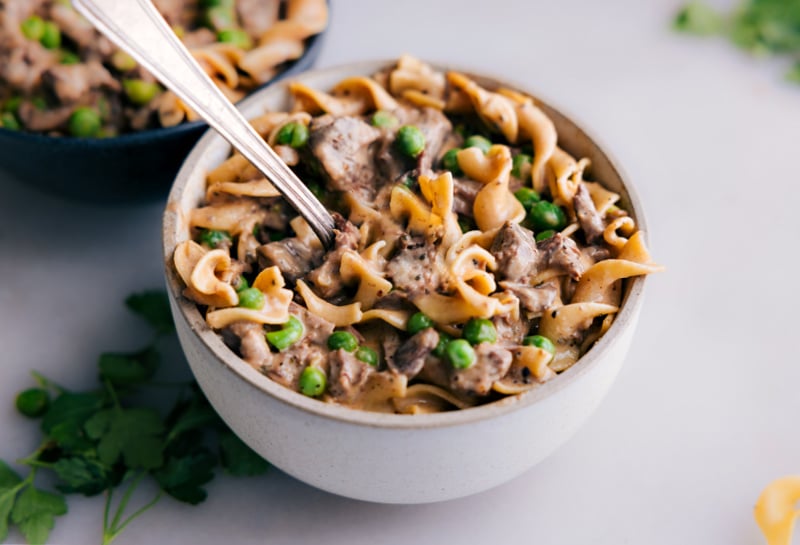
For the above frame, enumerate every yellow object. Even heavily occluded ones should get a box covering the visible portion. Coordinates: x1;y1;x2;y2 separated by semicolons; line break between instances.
755;476;800;545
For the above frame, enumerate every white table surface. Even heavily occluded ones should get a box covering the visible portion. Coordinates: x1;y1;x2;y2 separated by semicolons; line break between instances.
2;0;797;543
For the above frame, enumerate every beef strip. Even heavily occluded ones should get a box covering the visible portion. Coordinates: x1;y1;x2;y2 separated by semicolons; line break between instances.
307;214;360;298
387;328;439;378
265;341;327;390
17;101;73;132
227;321;272;369
309;115;382;201
537;233;586;280
490;221;539;282
0;41;56;93
499;281;558;318
452;177;482;217
386;235;442;297
374;105;452;181
492;309;532;346
289;302;334;344
573;183;605;244
43;62;119;104
237;0;280;37
257;237;323;285
49;3;114;57
449;343;513;396
328;348;373;403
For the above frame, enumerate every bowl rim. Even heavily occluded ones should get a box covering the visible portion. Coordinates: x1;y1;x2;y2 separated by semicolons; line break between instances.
0;25;327;146
163;58;650;431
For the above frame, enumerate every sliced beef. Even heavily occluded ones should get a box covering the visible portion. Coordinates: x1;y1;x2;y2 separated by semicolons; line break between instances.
227;321;272;369
265;341;326;390
289;302;334;345
328;348;373;403
237;0;280;37
490;221;539;282
499;281;558;318
306;214;360;298
537;233;586;280
1;41;56;93
492;310;532;346
452;177;481;217
573;183;605;244
49;3;113;57
374;105;452;181
257;237;323;285
309;115;382;201
386;235;442;297
388;328;439;378
449;344;513;396
43;61;119;104
16;101;73;132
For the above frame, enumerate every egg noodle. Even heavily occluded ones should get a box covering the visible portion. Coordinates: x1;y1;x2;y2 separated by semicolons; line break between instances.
174;56;663;413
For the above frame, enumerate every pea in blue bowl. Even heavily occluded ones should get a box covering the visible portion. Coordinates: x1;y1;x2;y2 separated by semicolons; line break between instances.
0;28;327;205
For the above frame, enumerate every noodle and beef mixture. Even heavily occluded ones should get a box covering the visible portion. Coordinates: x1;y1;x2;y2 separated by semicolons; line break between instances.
0;0;327;136
173;57;662;414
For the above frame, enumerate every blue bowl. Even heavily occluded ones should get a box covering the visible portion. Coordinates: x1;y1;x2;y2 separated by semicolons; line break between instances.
0;28;327;204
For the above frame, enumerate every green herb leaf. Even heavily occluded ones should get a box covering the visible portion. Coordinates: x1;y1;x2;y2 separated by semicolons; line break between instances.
218;431;269;477
10;486;67;545
41;392;105;452
166;400;220;445
52;458;111;496
787;61;800;83
153;448;216;505
85;408;165;470
0;461;24;542
125;291;174;334
674;2;723;35
98;346;159;387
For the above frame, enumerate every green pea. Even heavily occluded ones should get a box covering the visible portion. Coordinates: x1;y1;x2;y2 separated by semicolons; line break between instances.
433;331;452;358
299;366;326;397
464;135;491;154
123;79;161;105
234;276;249;292
68;107;101;137
16;388;50;418
535;229;556;242
442;148;461;175
514;187;541;210
40;21;61;49
59;50;80;65
512;153;533;179
396;125;425;158
3;97;21;114
523;335;556;355
371;110;398;129
407;312;434;335
205;6;236;30
355;346;379;367
527;201;567;231
445;339;476;369
237;287;265;310
199;229;231;248
463;318;497;345
201;0;235;7
1;112;20;131
327;331;358;352
111;50;137;71
217;28;252;49
20;16;45;41
266;316;304;351
276;121;309;149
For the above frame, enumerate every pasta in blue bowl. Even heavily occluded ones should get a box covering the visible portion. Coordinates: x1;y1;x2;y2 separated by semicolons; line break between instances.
171;56;664;414
0;0;328;203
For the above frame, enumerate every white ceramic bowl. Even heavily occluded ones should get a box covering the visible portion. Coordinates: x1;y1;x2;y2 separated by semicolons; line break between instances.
162;60;649;504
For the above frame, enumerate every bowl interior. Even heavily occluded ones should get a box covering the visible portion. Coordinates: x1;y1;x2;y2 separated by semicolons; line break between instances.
163;59;648;429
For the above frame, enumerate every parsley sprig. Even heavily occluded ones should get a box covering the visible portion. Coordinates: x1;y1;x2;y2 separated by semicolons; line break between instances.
674;0;800;84
2;291;269;545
